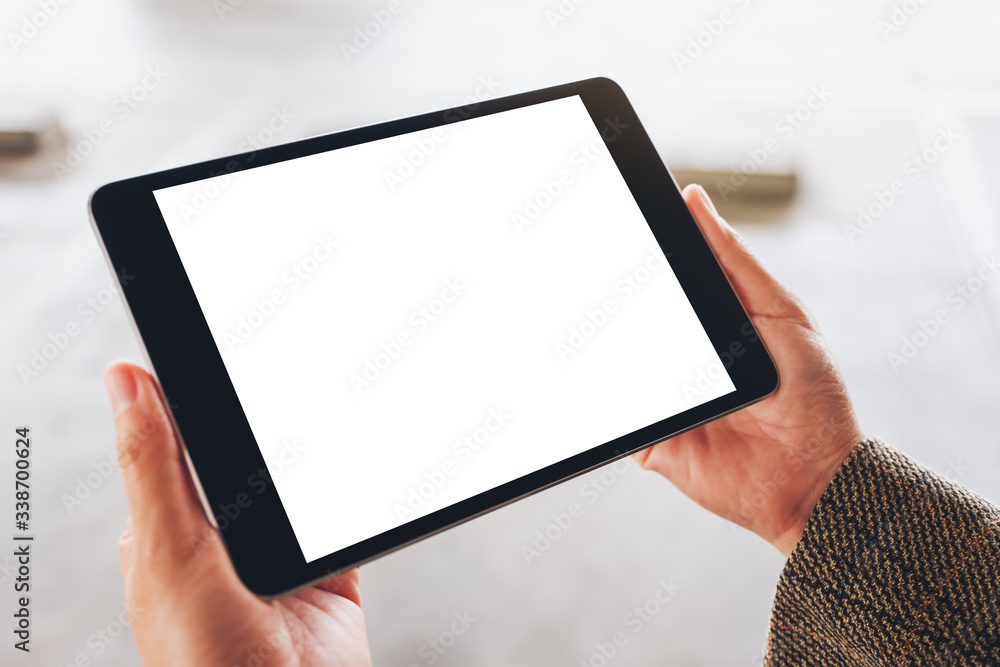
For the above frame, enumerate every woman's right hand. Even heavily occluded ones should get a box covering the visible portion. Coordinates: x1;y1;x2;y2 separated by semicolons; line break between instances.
634;185;865;557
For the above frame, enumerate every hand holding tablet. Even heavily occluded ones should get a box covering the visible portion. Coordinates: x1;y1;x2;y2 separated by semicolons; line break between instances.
633;186;863;558
91;79;784;596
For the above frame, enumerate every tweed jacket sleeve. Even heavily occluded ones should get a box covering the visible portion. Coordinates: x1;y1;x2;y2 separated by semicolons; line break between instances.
765;438;1000;665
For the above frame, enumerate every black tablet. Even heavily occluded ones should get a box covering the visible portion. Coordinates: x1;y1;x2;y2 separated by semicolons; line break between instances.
89;78;778;597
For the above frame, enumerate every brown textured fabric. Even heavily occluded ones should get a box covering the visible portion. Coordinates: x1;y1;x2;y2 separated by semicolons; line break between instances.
766;439;1000;666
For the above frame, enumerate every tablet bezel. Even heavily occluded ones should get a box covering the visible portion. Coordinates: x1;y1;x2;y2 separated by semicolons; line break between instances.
89;77;778;597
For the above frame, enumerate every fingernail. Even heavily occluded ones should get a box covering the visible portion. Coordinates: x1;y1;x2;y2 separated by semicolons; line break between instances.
104;365;138;417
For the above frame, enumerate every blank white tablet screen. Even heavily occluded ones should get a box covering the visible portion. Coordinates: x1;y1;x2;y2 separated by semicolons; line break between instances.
153;95;735;562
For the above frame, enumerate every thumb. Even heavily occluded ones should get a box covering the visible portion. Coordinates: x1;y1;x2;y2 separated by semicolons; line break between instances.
683;184;805;322
104;362;218;565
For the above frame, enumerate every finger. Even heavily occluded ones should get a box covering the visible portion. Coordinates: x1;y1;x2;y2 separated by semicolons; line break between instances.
315;569;363;608
105;362;215;562
631;448;652;468
683;184;804;321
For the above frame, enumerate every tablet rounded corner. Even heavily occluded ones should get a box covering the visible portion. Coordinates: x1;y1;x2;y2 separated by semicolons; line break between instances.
88;181;116;220
89;180;133;230
760;351;781;400
765;363;781;399
235;570;272;599
230;556;290;600
590;76;626;99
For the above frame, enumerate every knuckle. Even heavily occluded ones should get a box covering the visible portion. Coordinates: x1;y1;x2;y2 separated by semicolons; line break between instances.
114;413;166;473
145;523;219;572
632;450;655;471
118;527;133;551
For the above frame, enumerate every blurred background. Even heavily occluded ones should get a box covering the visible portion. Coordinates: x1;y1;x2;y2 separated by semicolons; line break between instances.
2;0;999;665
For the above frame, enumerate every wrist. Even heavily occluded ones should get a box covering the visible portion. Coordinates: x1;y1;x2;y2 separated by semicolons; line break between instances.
770;434;864;558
